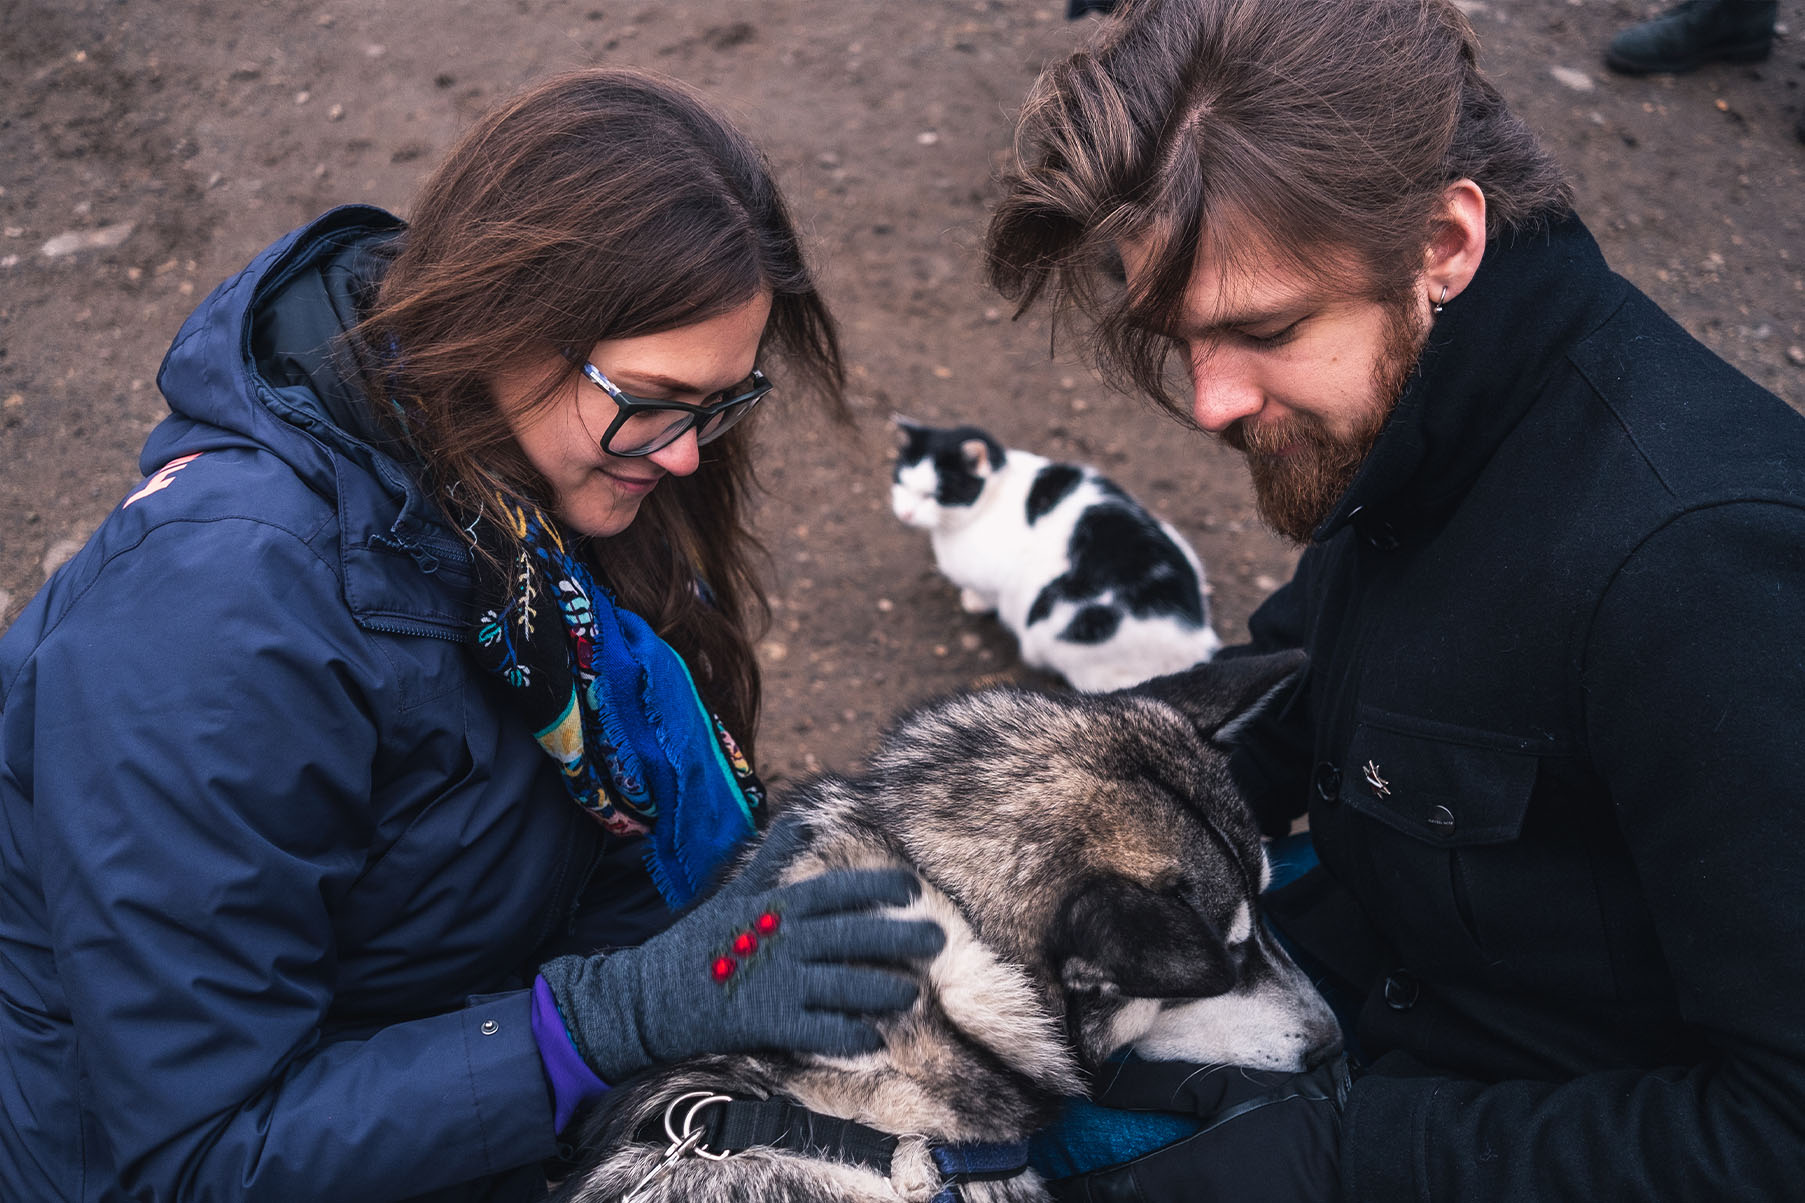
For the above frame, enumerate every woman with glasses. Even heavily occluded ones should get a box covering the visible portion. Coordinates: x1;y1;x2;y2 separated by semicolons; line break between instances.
0;69;941;1202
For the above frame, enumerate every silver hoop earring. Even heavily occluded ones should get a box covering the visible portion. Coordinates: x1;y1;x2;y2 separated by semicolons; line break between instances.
1432;284;1449;315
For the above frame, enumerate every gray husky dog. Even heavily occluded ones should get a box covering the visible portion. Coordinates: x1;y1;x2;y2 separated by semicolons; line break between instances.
550;651;1340;1203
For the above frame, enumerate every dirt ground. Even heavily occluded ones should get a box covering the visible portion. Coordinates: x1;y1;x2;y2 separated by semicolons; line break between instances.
3;0;1802;789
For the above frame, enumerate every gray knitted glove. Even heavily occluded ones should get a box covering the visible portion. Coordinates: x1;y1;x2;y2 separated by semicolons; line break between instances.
538;867;943;1083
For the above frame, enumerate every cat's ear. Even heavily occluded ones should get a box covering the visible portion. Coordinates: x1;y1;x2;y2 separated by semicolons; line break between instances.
959;438;994;475
890;413;925;452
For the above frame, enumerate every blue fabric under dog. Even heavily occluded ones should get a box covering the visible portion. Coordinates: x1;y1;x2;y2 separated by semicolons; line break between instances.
1028;833;1329;1180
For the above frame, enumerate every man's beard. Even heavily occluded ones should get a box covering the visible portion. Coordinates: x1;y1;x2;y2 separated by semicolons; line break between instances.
1222;297;1428;545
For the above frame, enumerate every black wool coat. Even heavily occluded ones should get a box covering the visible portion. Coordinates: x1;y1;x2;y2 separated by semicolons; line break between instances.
1231;217;1805;1200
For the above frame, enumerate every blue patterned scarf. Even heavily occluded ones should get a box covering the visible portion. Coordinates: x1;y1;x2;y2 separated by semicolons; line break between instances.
469;496;764;909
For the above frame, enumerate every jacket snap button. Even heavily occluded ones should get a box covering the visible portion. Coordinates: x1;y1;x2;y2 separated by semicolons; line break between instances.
1384;971;1420;1011
1314;762;1342;803
1426;805;1456;837
480;1020;499;1036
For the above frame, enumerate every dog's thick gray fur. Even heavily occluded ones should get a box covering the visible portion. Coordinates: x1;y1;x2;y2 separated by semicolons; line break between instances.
550;651;1340;1203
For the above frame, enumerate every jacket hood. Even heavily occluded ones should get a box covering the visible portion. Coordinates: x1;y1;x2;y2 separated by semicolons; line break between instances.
148;205;474;631
1316;215;1630;544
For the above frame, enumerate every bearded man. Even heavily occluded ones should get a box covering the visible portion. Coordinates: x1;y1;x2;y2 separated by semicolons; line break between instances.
987;0;1805;1199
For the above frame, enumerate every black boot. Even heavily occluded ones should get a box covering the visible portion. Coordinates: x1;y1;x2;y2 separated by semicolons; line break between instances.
1604;0;1776;74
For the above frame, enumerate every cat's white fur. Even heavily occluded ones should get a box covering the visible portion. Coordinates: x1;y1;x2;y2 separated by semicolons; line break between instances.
893;443;1222;691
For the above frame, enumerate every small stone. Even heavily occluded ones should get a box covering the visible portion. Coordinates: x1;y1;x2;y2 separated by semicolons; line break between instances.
876;598;895;612
363;43;387;59
316;12;335;26
762;640;789;662
916;130;940;145
4;393;22;409
40;222;135;258
0;255;17;269
1549;66;1594;92
0;589;12;618
983;307;1002;323
932;365;952;379
4;227;24;238
1255;574;1282;593
933;644;949;657
1787;346;1805;367
295;90;311;106
43;538;85;578
327;103;344;121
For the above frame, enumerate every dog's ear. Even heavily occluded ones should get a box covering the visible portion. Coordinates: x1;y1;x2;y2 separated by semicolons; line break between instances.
1131;649;1307;749
1050;874;1238;999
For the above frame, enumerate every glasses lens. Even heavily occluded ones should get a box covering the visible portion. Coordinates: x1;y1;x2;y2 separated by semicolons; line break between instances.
695;378;770;446
695;398;758;446
607;408;694;457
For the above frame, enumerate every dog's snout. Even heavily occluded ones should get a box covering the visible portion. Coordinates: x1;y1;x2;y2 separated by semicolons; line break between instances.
1303;1034;1344;1070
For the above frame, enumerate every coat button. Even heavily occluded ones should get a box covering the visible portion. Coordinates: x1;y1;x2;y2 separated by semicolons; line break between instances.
1426;805;1456;837
1364;522;1401;552
1384;971;1420;1011
480;1020;500;1036
1314;762;1342;803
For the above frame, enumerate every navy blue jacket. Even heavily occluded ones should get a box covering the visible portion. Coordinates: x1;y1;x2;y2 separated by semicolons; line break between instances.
1232;218;1805;1199
0;208;668;1201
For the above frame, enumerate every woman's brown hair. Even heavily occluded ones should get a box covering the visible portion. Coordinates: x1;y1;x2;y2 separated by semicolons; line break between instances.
357;68;844;752
986;0;1573;413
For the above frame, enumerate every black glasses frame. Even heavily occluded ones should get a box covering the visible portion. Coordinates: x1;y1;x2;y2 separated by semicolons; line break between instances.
575;359;773;457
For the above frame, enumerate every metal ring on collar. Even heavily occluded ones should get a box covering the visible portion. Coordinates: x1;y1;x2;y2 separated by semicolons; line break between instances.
663;1091;736;1161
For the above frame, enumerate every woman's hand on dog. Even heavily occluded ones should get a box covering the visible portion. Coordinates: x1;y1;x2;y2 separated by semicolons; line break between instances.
538;867;945;1083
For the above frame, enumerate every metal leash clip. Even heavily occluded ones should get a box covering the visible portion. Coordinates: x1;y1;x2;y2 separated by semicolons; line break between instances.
620;1092;735;1202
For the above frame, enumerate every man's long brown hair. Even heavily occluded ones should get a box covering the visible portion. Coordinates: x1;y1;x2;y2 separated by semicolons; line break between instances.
986;0;1573;413
356;69;844;752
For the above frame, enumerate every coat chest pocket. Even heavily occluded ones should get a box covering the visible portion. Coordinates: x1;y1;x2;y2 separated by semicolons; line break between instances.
1332;713;1546;974
1339;717;1539;846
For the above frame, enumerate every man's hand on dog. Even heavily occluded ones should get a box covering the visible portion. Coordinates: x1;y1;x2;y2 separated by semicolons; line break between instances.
1047;1053;1353;1202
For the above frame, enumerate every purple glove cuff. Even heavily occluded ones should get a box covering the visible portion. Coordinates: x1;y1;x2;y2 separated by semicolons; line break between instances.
531;975;609;1133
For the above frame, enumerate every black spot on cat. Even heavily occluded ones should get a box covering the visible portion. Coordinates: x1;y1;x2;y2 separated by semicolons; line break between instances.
1061;604;1122;644
934;451;987;507
895;424;1007;509
1025;503;1206;637
1093;476;1131;504
1026;464;1083;526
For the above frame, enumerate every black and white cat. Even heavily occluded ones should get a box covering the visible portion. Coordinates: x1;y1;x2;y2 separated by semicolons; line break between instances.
891;417;1222;691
